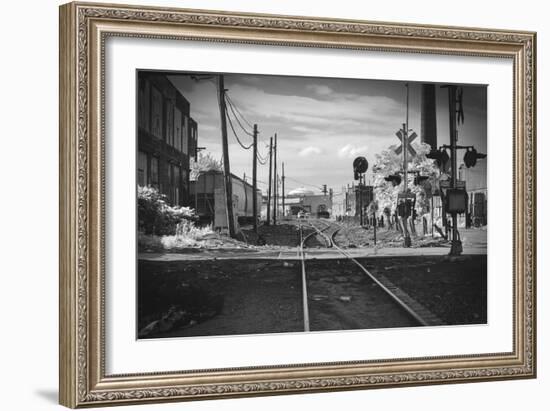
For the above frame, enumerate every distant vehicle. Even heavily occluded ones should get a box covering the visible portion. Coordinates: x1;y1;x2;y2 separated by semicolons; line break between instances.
297;210;306;219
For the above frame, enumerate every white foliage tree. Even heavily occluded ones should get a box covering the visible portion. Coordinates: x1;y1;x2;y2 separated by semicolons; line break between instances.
190;152;223;180
372;142;439;217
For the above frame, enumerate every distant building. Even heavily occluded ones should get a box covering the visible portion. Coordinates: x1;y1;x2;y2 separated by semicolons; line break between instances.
332;184;374;217
459;159;487;226
284;188;332;218
300;194;332;218
137;72;198;206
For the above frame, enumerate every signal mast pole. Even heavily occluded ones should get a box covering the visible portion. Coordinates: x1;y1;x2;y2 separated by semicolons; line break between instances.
404;84;409;193
266;136;273;226
445;85;462;255
402;83;411;247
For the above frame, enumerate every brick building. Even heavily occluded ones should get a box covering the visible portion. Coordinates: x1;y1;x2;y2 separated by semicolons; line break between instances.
137;72;198;206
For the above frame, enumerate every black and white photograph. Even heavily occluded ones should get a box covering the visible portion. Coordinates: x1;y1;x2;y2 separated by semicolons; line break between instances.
136;70;487;339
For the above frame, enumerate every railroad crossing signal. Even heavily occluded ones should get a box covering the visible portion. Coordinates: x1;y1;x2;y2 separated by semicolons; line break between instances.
426;148;450;172
394;129;417;157
414;175;430;186
353;156;368;180
384;174;402;187
463;147;487;168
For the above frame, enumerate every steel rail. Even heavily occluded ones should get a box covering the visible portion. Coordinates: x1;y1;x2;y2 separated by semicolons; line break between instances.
298;223;310;332
307;221;429;327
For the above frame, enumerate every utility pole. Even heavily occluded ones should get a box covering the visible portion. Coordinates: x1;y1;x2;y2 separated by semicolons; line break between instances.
445;85;462;255
282;162;285;218
252;124;258;233
266;136;273;226
217;74;236;238
273;133;278;225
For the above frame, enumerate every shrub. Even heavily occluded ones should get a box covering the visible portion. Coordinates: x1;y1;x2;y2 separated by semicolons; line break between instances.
137;186;196;235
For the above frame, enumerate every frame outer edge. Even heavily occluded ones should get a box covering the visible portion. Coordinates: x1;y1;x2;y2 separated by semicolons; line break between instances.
59;1;537;407
530;31;537;378
59;2;79;409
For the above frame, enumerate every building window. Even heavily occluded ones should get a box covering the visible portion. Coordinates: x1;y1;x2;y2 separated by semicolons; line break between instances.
170;164;181;205
174;107;182;152
150;156;159;188
151;86;163;139
137;151;148;186
183;116;189;154
138;78;150;132
165;100;174;147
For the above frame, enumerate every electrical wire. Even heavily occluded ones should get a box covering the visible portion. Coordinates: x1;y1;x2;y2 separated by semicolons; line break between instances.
225;95;255;137
285;176;323;191
226;109;254;150
225;93;255;130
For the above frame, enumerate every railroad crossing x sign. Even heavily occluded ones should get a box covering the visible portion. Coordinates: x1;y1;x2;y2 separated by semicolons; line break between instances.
394;130;417;157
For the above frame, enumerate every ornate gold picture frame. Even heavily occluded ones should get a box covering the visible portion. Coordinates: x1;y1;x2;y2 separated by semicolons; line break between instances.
59;1;536;408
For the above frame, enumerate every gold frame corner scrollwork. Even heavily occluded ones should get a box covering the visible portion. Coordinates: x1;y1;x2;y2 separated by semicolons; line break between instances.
59;1;536;408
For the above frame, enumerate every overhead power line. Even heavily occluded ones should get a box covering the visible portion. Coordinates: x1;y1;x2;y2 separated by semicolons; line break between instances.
225;109;253;150
285;176;323;191
225;95;255;137
225;93;255;130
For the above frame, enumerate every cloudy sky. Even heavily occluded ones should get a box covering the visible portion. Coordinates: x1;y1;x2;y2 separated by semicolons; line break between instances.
168;72;487;196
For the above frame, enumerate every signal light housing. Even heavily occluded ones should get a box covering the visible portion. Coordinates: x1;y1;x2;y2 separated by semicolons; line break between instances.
384;174;402;187
463;148;486;168
414;175;430;186
445;188;468;214
426;148;450;170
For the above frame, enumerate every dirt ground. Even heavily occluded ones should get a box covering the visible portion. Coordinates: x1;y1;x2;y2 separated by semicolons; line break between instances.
360;255;487;325
138;259;303;338
138;255;486;339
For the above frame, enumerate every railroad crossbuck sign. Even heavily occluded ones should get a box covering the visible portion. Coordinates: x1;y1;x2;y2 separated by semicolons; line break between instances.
394;130;417;157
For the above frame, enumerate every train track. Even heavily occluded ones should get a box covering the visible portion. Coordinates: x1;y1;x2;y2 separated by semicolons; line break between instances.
298;219;431;331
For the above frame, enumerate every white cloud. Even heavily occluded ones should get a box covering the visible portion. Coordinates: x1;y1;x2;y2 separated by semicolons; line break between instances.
298;146;323;157
305;84;334;96
338;144;369;159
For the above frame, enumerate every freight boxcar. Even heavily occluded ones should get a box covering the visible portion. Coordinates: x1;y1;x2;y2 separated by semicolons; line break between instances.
190;170;262;228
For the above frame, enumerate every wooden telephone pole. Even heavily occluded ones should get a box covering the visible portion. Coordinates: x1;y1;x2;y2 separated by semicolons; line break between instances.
282;162;285;218
266;136;273;226
252;124;258;233
217;75;236;238
273;133;278;225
